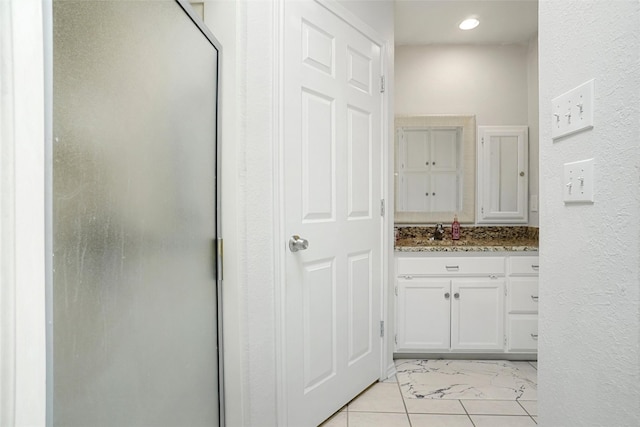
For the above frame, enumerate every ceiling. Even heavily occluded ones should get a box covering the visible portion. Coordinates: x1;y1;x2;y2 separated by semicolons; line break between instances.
395;0;538;46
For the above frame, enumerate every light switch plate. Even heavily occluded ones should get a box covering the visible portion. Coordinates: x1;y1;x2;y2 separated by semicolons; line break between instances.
552;79;595;140
563;159;595;203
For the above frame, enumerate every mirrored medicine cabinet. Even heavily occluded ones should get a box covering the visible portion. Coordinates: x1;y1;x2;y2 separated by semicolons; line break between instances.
394;115;476;224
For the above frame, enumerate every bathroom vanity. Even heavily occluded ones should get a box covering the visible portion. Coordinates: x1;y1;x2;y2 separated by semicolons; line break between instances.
394;226;539;359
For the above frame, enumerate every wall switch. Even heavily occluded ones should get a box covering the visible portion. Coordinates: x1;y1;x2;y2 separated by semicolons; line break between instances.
563;159;594;203
552;79;594;140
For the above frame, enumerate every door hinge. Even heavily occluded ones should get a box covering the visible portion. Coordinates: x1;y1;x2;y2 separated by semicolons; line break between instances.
380;76;385;93
394;285;398;296
380;321;384;338
481;137;485;144
481;206;484;214
504;286;508;296
216;238;223;280
394;334;397;345
504;336;508;346
380;199;385;216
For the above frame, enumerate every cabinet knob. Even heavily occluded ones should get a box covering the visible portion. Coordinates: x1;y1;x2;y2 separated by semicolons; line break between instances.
444;292;450;299
454;292;460;299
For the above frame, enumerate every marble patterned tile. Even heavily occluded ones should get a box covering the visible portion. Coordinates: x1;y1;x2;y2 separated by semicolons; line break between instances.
396;359;537;401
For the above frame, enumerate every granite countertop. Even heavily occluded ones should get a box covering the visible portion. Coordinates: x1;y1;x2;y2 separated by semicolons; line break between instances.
395;226;539;253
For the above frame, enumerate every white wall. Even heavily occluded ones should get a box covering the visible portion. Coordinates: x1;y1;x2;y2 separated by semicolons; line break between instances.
1;1;47;426
538;1;640;426
395;44;529;125
395;43;540;225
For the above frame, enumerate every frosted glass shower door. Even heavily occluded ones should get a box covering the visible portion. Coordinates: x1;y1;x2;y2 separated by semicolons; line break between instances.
51;1;220;426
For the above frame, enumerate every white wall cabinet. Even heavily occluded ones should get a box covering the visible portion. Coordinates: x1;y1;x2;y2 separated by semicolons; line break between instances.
396;127;461;213
395;254;538;356
477;126;528;223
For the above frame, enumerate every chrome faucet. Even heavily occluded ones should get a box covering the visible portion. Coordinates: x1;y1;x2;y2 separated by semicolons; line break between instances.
433;223;445;240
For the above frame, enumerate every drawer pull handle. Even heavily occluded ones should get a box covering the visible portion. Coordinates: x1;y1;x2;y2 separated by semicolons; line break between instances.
444;292;450;299
530;333;538;340
531;295;539;302
454;292;460;299
531;264;540;270
446;265;459;271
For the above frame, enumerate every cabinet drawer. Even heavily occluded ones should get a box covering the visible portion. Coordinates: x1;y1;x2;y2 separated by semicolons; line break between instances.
509;256;540;275
508;278;539;313
397;256;505;276
508;315;538;352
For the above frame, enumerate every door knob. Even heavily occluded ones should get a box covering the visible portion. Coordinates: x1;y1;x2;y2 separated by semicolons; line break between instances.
289;235;309;252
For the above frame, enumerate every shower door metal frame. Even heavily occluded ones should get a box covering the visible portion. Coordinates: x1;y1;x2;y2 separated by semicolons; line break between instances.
43;1;225;425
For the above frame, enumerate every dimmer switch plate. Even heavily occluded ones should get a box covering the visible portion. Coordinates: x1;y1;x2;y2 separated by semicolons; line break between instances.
563;159;595;203
552;79;595;140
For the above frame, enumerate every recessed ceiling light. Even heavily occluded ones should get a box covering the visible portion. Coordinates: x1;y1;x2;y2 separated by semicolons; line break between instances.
459;18;480;30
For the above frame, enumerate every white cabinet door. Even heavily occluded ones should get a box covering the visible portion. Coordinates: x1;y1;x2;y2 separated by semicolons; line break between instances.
508;277;539;313
396;278;451;351
477;126;528;223
451;279;505;350
397;127;460;212
431;129;459;172
508;315;538;352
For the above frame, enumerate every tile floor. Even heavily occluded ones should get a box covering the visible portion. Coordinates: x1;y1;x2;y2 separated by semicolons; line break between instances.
320;359;538;427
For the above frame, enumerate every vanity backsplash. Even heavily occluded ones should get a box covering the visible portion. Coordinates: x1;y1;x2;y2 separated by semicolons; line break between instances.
395;225;539;252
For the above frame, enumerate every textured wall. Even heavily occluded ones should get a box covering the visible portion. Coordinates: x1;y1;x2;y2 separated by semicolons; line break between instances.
538;1;640;426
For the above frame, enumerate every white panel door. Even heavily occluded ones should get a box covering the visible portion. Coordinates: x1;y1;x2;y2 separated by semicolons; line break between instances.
451;279;505;350
396;278;450;351
283;1;383;426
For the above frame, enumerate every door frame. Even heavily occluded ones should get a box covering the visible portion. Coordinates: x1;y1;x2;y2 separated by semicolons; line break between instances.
272;1;391;424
